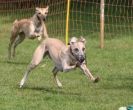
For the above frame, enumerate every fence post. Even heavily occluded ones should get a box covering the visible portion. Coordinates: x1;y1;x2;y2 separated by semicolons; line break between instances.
65;0;70;45
100;0;105;48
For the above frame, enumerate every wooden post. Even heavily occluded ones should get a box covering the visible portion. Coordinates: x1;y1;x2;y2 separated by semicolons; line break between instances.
65;0;71;45
100;0;104;48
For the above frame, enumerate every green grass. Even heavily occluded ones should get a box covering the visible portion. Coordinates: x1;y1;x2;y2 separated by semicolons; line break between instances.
0;26;133;110
0;2;133;109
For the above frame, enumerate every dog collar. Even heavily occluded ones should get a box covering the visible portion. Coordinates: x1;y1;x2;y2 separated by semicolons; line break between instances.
69;47;74;57
69;47;78;61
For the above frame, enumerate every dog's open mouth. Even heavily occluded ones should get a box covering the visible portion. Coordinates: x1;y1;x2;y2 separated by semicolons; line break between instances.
43;18;46;21
76;56;85;64
80;59;85;63
79;58;85;64
76;59;85;67
43;16;47;21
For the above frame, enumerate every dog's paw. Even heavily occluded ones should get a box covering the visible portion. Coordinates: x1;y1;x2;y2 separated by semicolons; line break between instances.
19;84;23;88
57;83;63;88
37;36;42;41
19;79;25;88
93;77;100;83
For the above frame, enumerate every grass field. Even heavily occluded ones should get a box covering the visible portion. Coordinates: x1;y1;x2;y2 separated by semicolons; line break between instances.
0;1;133;109
0;26;133;110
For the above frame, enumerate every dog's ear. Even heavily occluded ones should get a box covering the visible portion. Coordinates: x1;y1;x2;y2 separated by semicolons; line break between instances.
70;37;78;45
36;7;40;12
36;7;39;11
79;36;86;44
46;6;49;9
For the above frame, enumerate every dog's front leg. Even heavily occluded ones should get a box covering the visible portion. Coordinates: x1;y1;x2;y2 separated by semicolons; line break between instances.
79;63;99;83
38;24;48;41
42;23;49;38
29;32;40;39
62;61;76;72
28;27;41;39
27;25;41;39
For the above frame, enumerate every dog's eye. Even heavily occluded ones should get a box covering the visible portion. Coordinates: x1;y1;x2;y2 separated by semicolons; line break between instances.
38;12;41;14
74;48;79;52
82;48;85;51
45;12;48;14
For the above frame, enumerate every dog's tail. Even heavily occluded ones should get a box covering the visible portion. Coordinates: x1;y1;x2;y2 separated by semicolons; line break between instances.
11;19;19;39
13;19;18;24
12;19;18;30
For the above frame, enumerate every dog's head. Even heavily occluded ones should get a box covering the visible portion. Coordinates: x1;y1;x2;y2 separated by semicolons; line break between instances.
69;36;86;64
35;6;49;21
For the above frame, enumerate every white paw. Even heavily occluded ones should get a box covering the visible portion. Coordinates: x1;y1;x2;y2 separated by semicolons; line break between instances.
19;84;23;88
57;82;62;88
37;36;42;41
19;79;24;88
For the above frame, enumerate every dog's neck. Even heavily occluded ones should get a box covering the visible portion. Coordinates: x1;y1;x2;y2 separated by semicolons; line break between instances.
68;46;77;62
31;14;43;27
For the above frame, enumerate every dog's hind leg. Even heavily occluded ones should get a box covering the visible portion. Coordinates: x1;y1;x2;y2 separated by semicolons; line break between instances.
52;67;62;88
20;64;36;88
20;44;46;88
8;32;18;59
12;33;25;58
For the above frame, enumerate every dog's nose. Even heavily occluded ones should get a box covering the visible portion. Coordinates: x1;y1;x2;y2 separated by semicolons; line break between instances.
79;56;85;63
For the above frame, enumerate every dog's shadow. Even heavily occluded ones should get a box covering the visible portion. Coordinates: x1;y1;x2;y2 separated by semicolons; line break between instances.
0;60;29;65
22;86;81;96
